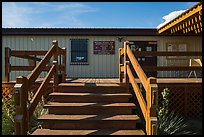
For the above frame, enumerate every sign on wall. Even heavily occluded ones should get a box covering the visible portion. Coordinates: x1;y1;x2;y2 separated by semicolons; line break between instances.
93;41;115;54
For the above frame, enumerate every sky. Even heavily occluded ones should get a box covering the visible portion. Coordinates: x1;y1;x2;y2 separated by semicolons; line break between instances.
2;2;198;29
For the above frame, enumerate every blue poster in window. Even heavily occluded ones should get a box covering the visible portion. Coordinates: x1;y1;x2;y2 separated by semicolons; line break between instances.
93;41;115;54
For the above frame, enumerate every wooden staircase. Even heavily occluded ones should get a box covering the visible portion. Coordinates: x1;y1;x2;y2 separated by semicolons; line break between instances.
32;83;145;135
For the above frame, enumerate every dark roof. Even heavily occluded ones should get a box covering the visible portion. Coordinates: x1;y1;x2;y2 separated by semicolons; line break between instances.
2;28;158;36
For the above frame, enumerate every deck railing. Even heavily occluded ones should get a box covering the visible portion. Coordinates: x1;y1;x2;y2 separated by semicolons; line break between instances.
4;43;66;82
13;40;66;135
119;41;158;135
119;41;202;135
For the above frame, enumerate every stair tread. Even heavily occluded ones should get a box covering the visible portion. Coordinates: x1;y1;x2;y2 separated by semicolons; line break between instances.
58;83;127;87
50;92;132;96
32;129;145;135
38;114;140;121
44;102;135;107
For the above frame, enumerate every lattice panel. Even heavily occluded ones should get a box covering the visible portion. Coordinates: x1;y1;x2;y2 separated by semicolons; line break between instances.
2;83;53;116
167;87;185;117
186;87;202;118
2;86;14;102
158;85;202;119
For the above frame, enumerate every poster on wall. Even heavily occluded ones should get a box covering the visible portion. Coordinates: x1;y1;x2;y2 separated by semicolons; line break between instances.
93;41;115;54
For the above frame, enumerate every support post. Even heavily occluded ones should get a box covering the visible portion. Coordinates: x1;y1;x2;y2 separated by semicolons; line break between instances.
124;41;129;84
146;77;158;135
14;76;28;135
62;47;66;82
118;48;122;83
5;47;11;82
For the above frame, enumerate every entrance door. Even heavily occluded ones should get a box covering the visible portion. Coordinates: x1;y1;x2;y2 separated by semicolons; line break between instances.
129;41;157;77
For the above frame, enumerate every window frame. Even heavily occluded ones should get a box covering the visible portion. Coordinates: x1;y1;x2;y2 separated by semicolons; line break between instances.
70;39;89;65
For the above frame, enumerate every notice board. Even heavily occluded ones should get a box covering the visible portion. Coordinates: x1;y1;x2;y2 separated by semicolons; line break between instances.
93;41;115;54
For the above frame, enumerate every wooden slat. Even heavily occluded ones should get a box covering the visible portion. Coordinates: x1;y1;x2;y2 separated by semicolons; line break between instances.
10;65;64;71
28;64;56;119
133;51;202;56
127;65;147;121
142;66;202;71
127;45;148;91
11;54;42;61
11;50;47;56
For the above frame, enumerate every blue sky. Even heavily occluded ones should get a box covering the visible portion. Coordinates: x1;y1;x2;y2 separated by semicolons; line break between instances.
2;2;198;28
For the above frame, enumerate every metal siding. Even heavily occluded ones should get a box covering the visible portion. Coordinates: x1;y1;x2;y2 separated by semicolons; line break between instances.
2;35;202;81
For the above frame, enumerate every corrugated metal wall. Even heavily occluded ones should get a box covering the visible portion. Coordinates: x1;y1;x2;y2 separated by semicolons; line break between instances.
2;35;202;81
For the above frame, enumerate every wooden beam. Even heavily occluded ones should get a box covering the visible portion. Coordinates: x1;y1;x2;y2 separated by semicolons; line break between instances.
11;54;42;61
11;50;47;56
133;51;202;56
27;44;56;86
126;45;148;91
158;3;202;34
127;65;147;121
11;65;64;71
28;64;55;119
142;66;202;71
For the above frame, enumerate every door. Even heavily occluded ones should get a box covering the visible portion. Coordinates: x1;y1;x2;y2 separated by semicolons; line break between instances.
129;41;157;78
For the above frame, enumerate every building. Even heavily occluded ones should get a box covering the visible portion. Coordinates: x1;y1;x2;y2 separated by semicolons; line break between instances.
2;27;202;81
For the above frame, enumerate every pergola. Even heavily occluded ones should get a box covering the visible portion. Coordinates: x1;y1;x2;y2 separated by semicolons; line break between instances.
157;2;202;35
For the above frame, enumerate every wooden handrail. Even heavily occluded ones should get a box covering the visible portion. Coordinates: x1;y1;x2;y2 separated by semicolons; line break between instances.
126;44;148;91
13;40;67;135
27;44;56;86
28;64;56;119
127;65;147;120
119;41;158;135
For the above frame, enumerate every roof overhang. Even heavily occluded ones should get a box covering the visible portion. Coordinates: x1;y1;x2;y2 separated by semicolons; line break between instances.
157;2;202;35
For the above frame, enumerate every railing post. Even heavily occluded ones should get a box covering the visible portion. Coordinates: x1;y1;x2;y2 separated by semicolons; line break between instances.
146;77;158;135
124;41;129;84
62;47;66;82
118;48;122;83
14;76;28;135
5;47;11;82
52;40;58;92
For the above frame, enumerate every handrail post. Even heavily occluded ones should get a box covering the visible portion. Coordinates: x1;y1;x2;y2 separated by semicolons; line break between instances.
62;47;66;82
146;77;158;135
118;48;122;83
14;76;28;135
124;41;129;84
53;40;58;92
5;47;11;82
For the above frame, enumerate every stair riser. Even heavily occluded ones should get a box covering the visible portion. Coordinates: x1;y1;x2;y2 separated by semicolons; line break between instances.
51;95;131;103
41;121;138;129
55;87;129;93
47;107;134;115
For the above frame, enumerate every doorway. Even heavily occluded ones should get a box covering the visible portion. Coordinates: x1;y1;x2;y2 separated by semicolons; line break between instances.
129;41;157;78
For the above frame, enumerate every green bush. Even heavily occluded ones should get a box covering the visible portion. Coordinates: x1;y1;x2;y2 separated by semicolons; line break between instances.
2;94;48;135
2;96;15;135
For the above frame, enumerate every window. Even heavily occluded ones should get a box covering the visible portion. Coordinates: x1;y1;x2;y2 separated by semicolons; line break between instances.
70;39;88;64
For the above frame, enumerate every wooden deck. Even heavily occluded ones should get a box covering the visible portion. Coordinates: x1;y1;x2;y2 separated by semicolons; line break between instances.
6;77;202;84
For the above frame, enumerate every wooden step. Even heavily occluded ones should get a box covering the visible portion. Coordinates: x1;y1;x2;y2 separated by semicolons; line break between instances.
55;83;129;93
49;92;132;103
38;114;141;129
32;129;145;135
44;102;135;114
